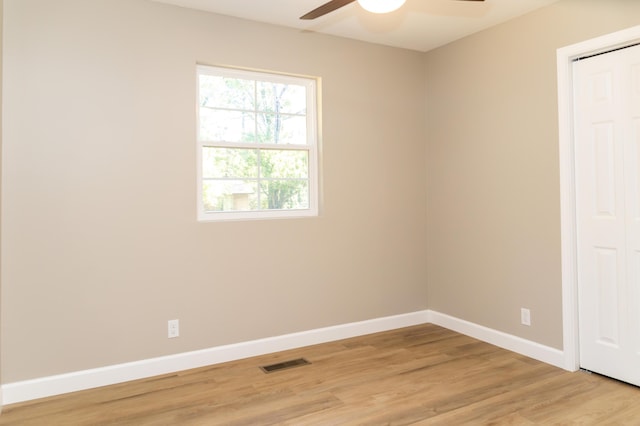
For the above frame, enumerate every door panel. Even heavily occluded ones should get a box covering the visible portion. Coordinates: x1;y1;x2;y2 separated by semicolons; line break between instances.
594;247;619;346
593;123;616;217
575;43;640;386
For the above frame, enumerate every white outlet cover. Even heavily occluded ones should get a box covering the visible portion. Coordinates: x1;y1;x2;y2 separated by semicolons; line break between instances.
168;319;180;338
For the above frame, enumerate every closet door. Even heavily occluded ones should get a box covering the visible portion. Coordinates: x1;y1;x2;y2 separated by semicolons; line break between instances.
574;43;640;386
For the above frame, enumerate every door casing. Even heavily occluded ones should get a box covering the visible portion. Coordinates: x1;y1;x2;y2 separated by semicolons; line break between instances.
557;25;640;371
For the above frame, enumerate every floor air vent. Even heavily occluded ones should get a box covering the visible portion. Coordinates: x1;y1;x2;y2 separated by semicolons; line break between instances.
260;358;311;373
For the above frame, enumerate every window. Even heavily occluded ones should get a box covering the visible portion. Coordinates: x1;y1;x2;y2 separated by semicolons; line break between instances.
196;65;319;221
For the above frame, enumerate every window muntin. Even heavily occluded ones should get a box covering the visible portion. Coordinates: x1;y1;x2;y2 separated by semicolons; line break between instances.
197;65;318;221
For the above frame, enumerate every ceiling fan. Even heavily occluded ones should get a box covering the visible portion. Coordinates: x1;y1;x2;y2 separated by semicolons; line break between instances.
301;0;484;20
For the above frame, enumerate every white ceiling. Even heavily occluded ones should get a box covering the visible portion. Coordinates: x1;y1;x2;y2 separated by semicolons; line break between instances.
151;0;560;52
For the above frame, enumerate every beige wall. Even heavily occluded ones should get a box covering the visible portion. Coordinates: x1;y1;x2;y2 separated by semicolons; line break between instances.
0;0;3;398
1;0;428;382
3;0;638;387
425;0;640;349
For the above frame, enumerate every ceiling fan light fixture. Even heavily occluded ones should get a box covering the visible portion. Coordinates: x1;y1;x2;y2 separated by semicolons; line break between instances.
356;0;406;14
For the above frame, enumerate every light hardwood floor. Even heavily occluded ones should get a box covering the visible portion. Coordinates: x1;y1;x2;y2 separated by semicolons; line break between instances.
2;324;640;425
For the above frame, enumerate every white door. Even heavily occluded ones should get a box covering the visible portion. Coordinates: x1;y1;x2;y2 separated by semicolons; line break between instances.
574;43;640;385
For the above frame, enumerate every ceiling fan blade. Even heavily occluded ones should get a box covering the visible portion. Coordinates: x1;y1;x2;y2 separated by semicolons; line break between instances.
300;0;357;20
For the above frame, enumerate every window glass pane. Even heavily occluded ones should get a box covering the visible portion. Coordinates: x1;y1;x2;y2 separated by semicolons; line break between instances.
256;114;306;145
203;180;258;212
199;109;255;143
203;147;258;179
260;150;308;179
259;180;309;210
199;75;255;110
256;82;306;115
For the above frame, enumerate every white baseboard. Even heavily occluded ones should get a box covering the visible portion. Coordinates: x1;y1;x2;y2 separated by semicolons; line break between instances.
1;310;431;405
427;310;565;369
2;309;566;406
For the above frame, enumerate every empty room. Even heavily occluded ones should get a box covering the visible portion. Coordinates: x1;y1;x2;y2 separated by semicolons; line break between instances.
1;0;640;423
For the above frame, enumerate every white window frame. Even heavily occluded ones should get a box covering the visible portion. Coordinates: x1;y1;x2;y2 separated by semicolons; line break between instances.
196;65;319;222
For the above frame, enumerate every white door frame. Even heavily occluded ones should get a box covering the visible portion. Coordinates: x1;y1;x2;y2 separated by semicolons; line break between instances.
558;25;640;372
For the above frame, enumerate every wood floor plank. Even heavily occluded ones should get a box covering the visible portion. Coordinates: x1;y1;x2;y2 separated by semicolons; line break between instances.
2;324;640;425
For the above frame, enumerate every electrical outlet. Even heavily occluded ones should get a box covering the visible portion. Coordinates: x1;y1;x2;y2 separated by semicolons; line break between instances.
168;319;179;338
521;308;531;326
